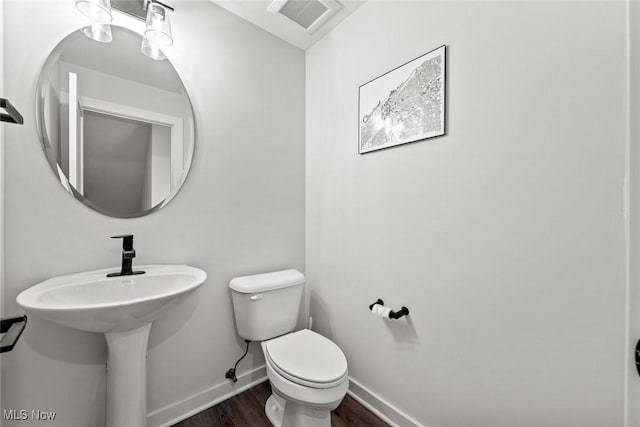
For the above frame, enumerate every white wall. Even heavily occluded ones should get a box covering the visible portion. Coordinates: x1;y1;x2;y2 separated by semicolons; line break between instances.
306;2;629;426
0;0;4;299
628;0;640;424
1;2;304;427
0;2;4;415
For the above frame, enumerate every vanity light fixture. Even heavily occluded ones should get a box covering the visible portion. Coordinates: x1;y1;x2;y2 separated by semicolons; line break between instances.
144;0;174;47
140;0;174;61
75;0;113;24
77;0;113;43
78;0;175;60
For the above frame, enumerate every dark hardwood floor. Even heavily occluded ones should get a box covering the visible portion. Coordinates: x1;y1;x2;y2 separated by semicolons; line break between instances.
172;381;389;427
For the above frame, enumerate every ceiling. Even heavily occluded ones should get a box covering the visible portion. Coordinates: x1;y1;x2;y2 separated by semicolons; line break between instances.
209;0;366;50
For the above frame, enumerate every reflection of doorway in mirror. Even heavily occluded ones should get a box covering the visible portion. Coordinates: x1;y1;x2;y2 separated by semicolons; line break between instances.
76;94;183;216
145;124;172;209
79;95;184;189
82;111;172;216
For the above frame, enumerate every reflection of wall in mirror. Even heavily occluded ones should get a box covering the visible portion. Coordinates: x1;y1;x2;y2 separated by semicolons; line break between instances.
41;54;73;190
43;61;61;173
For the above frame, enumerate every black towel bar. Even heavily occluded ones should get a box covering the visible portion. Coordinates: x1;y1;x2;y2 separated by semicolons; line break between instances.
1;315;28;353
1;98;24;125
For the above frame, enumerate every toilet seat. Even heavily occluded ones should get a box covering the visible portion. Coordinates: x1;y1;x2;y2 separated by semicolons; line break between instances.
264;329;348;389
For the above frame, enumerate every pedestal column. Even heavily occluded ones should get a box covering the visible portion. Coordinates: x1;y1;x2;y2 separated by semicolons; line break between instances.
104;323;152;427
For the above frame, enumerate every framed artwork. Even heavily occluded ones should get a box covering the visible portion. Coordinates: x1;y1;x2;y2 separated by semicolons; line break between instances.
359;45;446;154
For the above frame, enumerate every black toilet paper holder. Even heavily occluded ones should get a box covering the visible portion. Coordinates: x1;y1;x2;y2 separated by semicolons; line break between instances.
368;299;410;319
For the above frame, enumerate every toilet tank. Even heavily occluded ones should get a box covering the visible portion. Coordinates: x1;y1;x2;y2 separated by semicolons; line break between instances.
229;269;305;341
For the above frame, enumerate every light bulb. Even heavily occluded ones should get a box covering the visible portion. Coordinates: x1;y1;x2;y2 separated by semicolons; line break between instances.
144;2;173;47
141;37;167;61
80;23;113;43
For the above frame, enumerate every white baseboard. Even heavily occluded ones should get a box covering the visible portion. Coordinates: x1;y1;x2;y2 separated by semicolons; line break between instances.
147;365;268;427
146;368;423;427
347;377;425;427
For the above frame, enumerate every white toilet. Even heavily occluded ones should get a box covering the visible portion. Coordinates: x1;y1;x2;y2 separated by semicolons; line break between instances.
229;269;348;427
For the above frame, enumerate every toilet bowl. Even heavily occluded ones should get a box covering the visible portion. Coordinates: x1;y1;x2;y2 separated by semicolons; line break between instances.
262;329;348;427
229;270;349;427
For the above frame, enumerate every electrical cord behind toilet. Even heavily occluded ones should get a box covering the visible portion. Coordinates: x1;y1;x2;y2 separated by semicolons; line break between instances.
225;340;251;383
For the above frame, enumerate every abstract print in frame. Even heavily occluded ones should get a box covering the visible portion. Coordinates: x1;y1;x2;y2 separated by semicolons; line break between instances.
359;45;446;154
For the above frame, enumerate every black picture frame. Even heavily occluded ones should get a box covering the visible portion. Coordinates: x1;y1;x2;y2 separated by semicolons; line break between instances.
358;45;446;154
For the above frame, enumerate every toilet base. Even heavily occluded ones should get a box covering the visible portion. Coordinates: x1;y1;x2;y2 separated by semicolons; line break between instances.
265;394;285;426
265;393;332;427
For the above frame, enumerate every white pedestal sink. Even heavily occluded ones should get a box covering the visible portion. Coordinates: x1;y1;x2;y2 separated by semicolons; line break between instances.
16;264;207;427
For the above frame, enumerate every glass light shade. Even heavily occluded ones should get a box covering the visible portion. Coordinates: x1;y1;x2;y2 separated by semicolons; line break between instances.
144;2;173;47
141;37;167;61
80;23;113;43
75;0;113;24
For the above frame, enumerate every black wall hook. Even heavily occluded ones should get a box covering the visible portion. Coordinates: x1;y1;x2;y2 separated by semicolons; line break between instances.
368;299;410;319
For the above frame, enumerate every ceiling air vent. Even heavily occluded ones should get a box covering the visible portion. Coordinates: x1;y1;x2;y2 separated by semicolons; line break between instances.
267;0;342;34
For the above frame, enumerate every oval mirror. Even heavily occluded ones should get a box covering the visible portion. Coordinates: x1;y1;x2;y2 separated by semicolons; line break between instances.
36;26;195;218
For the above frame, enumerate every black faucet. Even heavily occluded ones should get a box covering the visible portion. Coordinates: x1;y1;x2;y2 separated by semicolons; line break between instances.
107;235;145;277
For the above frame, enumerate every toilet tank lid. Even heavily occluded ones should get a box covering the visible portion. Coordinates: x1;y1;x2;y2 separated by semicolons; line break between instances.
229;269;305;293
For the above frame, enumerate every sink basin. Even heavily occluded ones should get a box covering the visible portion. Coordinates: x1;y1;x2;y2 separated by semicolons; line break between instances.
17;264;206;332
16;264;207;427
